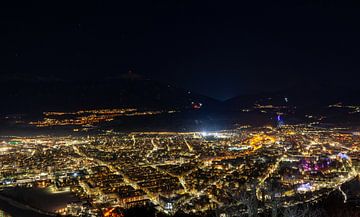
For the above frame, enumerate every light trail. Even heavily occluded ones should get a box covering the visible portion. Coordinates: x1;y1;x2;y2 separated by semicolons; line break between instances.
184;137;193;152
338;186;347;203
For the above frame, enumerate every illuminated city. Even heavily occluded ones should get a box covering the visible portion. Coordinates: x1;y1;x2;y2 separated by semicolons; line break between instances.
0;110;359;216
1;1;360;217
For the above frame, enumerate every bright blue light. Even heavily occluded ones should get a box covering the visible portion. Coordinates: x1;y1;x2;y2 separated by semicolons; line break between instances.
337;153;350;160
297;183;312;192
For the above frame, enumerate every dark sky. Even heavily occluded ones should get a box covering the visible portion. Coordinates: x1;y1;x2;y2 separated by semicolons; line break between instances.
1;1;360;99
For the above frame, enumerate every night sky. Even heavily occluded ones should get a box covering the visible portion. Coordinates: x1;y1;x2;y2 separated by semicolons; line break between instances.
1;1;360;100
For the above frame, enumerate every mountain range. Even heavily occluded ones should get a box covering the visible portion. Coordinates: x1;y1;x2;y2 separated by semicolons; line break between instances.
225;83;360;109
1;73;359;114
0;73;218;113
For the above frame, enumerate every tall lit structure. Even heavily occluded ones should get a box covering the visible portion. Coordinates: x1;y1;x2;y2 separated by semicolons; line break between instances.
277;114;284;127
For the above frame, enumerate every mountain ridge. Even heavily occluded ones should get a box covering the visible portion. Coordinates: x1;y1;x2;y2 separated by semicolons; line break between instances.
224;83;360;109
0;73;220;114
1;74;359;114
